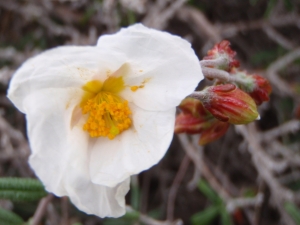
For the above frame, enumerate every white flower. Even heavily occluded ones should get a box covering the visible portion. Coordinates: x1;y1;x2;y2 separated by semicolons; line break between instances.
7;24;203;217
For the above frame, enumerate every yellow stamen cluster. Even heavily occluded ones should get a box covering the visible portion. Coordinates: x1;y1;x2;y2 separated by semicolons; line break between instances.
82;93;132;139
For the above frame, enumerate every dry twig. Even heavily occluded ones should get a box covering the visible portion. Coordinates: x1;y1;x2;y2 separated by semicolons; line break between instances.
167;154;190;222
31;194;54;225
266;48;300;98
235;124;296;225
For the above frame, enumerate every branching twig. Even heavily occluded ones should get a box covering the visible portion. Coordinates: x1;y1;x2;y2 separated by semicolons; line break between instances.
176;6;221;43
235;124;296;225
266;48;300;98
177;134;231;201
263;25;295;50
260;119;300;142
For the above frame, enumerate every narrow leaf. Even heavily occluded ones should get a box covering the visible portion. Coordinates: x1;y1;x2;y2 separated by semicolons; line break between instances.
284;202;300;225
0;207;24;225
0;178;47;202
220;206;233;225
191;205;219;225
0;178;45;192
0;190;47;202
197;180;222;204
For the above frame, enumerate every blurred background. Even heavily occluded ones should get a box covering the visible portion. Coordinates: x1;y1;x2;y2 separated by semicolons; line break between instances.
1;0;300;224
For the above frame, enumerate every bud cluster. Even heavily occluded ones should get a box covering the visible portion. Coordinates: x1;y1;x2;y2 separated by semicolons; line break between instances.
175;40;272;145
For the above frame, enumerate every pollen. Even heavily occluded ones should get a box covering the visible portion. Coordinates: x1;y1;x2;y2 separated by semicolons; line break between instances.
80;76;131;140
130;86;139;92
82;92;132;139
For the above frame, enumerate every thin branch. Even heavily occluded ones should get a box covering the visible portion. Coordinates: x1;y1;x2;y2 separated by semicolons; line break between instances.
167;154;190;221
220;13;300;38
60;197;69;225
200;66;248;87
177;134;231;201
263;25;295;50
176;6;221;43
226;193;264;213
200;58;228;68
269;141;300;167
201;67;234;82
31;195;54;225
266;48;300;98
235;124;296;225
260;119;300;142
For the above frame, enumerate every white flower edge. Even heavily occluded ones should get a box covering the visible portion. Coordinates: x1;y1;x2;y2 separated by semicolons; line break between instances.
7;23;203;217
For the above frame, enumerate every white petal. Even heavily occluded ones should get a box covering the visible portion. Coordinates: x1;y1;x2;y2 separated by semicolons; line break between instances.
97;23;203;111
89;104;175;187
25;89;129;217
7;46;127;113
65;177;130;217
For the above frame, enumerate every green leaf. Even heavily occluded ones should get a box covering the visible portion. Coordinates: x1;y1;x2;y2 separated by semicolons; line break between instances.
220;206;233;225
103;210;140;225
122;210;140;220
0;178;47;202
0;190;47;202
284;202;300;224
127;10;136;25
130;177;140;210
0;207;24;225
191;205;219;225
0;178;45;191
264;0;277;18
197;180;222;204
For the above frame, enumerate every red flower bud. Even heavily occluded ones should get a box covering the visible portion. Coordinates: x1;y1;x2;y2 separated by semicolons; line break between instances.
230;69;272;105
201;84;259;124
175;113;212;134
249;75;272;105
204;40;240;71
175;98;230;145
199;120;229;145
175;98;214;134
178;98;210;118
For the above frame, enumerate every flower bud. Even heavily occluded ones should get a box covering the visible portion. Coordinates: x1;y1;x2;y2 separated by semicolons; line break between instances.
175;98;215;134
249;75;272;105
199;120;229;145
204;40;240;71
201;84;259;124
230;69;272;105
178;97;210;118
175;113;210;134
175;98;230;145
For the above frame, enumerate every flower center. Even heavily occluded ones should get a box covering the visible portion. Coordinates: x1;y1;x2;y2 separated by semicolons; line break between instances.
80;78;132;139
